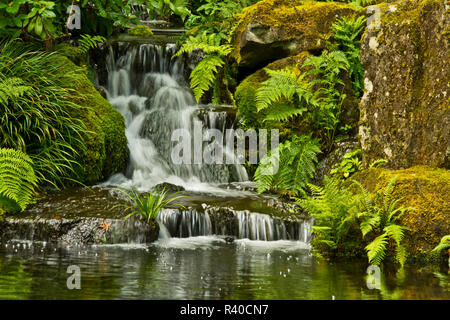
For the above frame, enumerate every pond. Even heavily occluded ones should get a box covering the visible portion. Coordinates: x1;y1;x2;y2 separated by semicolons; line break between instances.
0;237;448;300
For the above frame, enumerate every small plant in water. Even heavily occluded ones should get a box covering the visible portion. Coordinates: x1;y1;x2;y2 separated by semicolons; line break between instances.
115;187;186;223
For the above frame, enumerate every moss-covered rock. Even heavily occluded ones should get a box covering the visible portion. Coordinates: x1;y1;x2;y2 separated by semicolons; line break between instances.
231;0;356;68
127;25;154;37
48;53;129;184
359;0;450;169
352;166;450;260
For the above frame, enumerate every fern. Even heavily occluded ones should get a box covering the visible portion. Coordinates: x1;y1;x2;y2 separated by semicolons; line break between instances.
189;54;224;102
328;16;366;97
173;32;232;103
0;77;31;105
0;148;37;212
254;135;321;196
263;103;307;122
297;176;359;252
366;232;389;266
431;235;450;255
256;68;304;111
78;34;106;54
356;177;413;267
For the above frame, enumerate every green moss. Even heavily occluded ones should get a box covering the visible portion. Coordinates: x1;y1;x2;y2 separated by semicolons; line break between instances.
231;0;356;63
48;55;129;185
55;43;86;64
352;166;450;260
127;25;154;37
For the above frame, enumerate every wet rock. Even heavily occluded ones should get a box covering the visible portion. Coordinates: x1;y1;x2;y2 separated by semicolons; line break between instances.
359;0;450;169
0;215;159;245
231;0;356;69
154;182;185;192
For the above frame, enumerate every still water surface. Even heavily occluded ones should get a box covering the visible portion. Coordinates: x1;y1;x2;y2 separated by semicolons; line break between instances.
0;237;448;300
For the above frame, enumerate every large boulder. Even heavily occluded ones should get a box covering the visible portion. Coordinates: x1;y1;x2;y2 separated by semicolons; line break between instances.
359;0;450;169
231;0;356;69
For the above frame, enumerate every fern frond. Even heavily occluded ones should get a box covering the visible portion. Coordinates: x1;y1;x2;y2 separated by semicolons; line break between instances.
0;77;31;105
263;103;306;122
173;32;232;58
0;148;37;211
365;232;389;265
431;235;450;254
78;34;106;54
189;54;224;102
255;68;301;111
368;159;387;168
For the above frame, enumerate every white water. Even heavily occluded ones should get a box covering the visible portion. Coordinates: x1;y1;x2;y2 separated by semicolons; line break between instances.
101;43;248;193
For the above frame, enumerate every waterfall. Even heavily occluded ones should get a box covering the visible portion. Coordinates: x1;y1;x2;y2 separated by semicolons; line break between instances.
157;208;312;242
99;42;248;192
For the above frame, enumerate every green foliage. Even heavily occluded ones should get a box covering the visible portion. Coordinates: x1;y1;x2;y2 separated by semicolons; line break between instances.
0;0;141;44
255;50;349;149
256;68;312;122
78;34;106;53
353;177;414;267
115;187;186;223
298;175;413;267
431;235;450;255
296;176;358;251
0;1;58;42
173;32;233;103
330;148;362;179
0;148;37;212
134;0;191;22
328;16;366;97
255;135;321;196
185;0;249;43
0;39;87;187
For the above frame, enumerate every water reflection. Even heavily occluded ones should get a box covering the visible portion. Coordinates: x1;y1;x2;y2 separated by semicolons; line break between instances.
0;239;448;300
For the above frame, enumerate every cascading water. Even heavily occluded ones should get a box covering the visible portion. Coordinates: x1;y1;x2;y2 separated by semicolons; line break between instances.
157;208;312;242
92;40;311;243
99;42;248;192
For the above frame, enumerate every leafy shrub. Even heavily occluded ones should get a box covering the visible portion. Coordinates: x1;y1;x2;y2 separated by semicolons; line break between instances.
328;16;366;97
330;148;362;179
0;39;87;187
298;176;414;267
0;148;38;212
254;134;321;196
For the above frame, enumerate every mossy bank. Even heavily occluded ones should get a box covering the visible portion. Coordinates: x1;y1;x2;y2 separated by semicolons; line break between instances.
352;166;450;262
55;44;129;184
